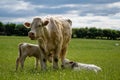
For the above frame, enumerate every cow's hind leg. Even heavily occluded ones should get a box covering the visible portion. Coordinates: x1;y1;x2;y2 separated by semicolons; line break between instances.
60;46;67;68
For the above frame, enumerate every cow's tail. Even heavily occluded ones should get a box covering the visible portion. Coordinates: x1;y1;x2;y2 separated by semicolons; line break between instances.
66;19;72;26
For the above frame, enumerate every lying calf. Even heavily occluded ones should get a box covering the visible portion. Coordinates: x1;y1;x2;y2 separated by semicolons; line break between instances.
64;59;102;73
16;43;52;70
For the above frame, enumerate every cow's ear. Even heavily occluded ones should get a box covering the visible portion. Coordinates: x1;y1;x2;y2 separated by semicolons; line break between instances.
43;20;49;26
23;22;31;28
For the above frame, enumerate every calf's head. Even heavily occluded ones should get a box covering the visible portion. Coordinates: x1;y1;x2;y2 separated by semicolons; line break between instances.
24;18;49;40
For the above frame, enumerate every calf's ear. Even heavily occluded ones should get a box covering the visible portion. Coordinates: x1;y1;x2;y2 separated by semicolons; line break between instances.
23;22;31;28
43;20;49;26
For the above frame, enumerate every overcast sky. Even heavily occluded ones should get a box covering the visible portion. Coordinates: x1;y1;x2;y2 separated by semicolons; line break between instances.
0;0;120;30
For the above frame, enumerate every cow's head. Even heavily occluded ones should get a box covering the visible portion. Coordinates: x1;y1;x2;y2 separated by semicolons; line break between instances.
24;18;49;40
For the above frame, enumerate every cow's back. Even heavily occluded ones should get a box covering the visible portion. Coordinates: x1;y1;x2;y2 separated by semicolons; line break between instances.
50;18;72;48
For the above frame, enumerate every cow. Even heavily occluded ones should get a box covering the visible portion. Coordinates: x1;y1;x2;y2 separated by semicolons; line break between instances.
23;17;72;70
16;43;52;71
64;59;102;73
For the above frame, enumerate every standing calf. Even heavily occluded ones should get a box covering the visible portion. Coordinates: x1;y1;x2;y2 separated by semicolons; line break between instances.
16;43;52;71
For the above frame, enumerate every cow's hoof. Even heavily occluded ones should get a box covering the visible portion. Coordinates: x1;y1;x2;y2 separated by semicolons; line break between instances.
61;65;65;69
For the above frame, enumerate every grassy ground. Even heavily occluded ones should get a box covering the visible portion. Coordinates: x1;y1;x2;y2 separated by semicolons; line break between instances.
0;36;120;80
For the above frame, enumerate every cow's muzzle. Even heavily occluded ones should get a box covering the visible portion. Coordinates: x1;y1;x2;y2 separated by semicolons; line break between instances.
28;32;36;40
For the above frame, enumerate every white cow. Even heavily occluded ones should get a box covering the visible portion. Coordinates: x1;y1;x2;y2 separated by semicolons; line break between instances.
24;17;72;70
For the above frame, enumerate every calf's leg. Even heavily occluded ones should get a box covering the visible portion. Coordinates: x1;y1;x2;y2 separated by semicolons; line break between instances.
20;56;26;69
35;58;39;69
16;57;20;71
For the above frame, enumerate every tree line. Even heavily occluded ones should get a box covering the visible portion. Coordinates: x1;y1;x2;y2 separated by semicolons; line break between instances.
0;21;120;40
0;22;30;36
72;27;120;40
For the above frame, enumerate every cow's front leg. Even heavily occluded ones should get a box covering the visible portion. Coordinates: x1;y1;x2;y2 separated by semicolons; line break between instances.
38;39;48;70
40;51;47;70
53;53;59;69
60;46;67;69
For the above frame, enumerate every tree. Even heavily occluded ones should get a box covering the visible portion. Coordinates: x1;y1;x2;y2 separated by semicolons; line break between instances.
117;30;120;39
72;28;78;38
4;23;16;36
103;29;112;39
96;28;103;39
74;29;80;38
78;28;88;38
87;27;97;39
110;30;119;40
0;22;5;35
15;24;30;36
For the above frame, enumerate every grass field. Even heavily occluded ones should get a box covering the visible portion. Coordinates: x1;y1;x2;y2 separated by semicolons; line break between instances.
0;36;120;80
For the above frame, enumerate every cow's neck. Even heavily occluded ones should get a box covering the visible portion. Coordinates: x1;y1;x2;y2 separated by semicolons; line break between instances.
38;26;53;53
43;27;50;40
38;27;50;42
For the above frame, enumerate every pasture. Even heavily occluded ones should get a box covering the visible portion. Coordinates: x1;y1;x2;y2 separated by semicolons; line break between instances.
0;36;120;80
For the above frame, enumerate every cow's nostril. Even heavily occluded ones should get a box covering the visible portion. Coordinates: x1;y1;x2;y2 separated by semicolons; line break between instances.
29;32;34;36
28;32;35;38
31;33;34;35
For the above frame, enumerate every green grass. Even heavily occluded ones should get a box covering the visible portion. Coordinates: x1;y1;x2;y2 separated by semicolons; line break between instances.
0;36;120;80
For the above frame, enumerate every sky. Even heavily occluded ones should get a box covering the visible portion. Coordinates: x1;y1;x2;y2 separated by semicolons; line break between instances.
0;0;120;30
